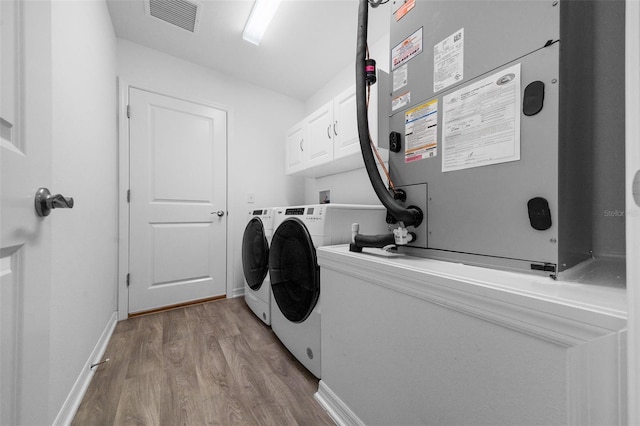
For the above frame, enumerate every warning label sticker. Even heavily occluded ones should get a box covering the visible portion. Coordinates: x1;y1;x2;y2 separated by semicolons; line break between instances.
392;27;423;71
392;91;411;112
395;0;415;21
404;99;438;163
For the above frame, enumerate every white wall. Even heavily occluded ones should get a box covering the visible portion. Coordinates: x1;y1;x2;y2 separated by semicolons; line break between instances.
305;34;390;115
303;165;386;206
50;0;118;422
116;39;306;296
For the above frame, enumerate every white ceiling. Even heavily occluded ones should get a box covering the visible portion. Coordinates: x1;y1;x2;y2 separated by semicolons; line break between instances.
106;0;391;101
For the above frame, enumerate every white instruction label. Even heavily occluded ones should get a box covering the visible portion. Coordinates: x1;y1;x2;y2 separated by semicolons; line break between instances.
434;28;464;93
405;99;438;163
393;63;408;92
442;63;521;172
392;27;423;70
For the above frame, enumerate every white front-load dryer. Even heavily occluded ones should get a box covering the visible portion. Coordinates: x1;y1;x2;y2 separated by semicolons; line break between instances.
269;204;387;378
242;208;275;325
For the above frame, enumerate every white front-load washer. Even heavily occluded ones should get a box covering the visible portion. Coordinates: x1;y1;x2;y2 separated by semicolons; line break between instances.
242;208;275;325
268;204;388;378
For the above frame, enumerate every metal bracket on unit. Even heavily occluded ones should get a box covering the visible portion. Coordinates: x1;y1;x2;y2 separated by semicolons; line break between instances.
530;262;556;273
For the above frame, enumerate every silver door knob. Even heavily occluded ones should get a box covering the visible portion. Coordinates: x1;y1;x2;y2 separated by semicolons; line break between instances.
213;210;225;217
35;187;74;217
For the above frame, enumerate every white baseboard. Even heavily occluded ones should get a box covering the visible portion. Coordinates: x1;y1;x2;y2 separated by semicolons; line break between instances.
230;286;244;299
53;311;118;426
315;380;365;426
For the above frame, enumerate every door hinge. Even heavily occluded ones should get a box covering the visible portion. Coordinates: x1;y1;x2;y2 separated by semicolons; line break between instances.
127;189;130;203
126;273;130;287
126;105;131;119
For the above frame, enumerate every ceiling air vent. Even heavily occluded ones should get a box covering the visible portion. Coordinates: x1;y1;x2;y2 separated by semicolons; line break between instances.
144;0;202;33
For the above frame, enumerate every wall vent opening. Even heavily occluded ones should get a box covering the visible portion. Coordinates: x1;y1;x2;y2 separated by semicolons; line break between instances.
144;0;202;33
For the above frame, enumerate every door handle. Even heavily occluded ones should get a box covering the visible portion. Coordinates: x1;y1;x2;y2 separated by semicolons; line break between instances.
634;169;640;207
212;210;225;217
35;187;74;217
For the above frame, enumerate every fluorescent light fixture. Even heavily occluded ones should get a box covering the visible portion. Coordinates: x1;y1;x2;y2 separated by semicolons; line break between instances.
243;0;282;45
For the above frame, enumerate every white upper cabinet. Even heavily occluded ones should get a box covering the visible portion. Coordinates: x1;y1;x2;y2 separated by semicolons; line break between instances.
333;86;360;159
285;119;307;175
286;75;387;177
307;100;334;168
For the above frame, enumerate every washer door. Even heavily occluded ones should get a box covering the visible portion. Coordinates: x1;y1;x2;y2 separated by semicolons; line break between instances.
242;217;269;291
269;218;319;323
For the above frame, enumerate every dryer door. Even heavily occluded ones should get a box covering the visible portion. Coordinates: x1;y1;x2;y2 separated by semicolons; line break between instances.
269;218;319;323
242;217;269;290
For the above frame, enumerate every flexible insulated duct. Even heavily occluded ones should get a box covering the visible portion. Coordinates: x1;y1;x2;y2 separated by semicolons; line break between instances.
355;0;422;227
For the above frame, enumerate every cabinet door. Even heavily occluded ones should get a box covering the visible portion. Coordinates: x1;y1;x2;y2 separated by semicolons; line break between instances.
333;85;360;159
307;100;334;167
286;120;307;175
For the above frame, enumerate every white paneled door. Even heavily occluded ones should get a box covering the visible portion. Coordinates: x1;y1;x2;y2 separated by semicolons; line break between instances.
1;1;53;424
128;88;227;313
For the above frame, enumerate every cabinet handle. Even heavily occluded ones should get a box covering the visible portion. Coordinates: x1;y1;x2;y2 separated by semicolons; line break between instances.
300;139;304;151
334;121;338;136
327;125;332;139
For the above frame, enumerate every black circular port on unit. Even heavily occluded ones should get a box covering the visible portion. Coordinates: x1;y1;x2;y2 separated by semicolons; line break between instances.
407;205;424;228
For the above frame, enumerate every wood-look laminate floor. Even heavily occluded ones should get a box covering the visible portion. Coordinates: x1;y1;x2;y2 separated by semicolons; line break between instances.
72;297;335;426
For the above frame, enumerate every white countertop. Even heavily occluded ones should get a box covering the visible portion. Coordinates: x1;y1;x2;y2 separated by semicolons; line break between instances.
317;244;627;338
